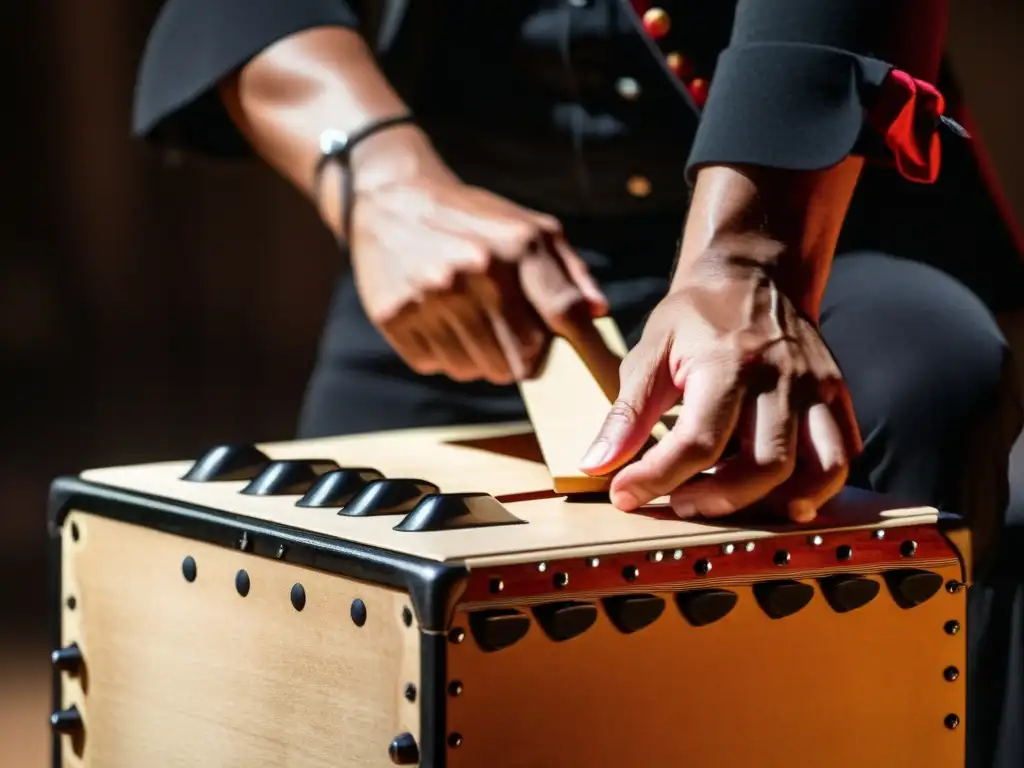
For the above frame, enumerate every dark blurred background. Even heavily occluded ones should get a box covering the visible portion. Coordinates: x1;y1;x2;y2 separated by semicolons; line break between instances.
1;1;1022;765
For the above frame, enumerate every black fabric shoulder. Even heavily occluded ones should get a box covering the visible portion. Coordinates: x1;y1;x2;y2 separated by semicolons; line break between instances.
132;0;359;158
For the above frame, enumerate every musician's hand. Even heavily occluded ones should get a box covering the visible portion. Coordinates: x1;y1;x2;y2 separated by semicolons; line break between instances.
349;161;608;384
579;259;862;523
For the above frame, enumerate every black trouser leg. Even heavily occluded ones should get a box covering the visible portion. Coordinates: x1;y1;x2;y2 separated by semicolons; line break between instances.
820;251;1024;768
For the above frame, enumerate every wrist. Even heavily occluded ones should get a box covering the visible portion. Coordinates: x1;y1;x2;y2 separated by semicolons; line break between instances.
316;123;456;236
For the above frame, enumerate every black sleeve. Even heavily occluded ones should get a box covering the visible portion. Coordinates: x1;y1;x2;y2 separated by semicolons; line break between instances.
132;0;360;158
686;0;948;182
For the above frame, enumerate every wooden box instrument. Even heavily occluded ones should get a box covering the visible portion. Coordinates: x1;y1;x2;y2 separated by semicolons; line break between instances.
49;419;971;767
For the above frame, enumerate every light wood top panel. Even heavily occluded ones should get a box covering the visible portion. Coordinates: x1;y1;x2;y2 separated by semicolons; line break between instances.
78;424;937;566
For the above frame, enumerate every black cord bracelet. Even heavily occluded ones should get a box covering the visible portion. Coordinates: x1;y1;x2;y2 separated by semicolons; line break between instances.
312;113;416;248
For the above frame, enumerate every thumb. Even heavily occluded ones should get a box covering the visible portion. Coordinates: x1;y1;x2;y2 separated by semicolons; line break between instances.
580;341;679;476
552;238;609;318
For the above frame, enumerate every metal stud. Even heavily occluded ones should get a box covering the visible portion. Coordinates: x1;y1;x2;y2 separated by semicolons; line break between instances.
900;540;918;557
351;598;368;627
721;543;735;555
181;556;197;583
404;683;417;702
944;666;960;682
673;549;684;560
944;714;960;730
448;680;464;696
648;551;664;563
586;557;600;568
623;565;640;581
873;529;886;540
946;580;966;594
626;175;652;198
773;550;791;566
944;620;961;636
447;733;463;748
489;578;505;594
836;545;853;562
615;76;641;101
553;572;569;589
235;570;251;597
537;562;548;573
290;583;306;612
694;558;712;576
66;596;77;611
808;535;824;547
744;542;756;553
448;627;466;644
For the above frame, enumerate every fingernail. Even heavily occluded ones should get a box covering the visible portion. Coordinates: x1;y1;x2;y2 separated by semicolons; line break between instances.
610;488;640;511
673;500;699;519
790;501;817;523
580;439;610;470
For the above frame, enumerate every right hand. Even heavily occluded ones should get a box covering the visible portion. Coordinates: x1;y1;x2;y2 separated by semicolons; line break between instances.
348;157;608;384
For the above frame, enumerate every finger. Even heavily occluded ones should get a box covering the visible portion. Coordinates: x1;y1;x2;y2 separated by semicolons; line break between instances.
518;245;591;338
666;382;799;519
610;361;746;510
579;334;680;477
764;401;851;522
549;234;609;318
383;325;440;376
469;268;548;377
435;293;515;384
420;311;479;382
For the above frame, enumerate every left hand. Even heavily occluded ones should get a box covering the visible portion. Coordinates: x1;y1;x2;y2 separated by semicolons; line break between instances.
579;262;862;523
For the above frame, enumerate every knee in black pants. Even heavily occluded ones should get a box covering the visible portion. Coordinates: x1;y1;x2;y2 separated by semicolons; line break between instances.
819;252;1020;524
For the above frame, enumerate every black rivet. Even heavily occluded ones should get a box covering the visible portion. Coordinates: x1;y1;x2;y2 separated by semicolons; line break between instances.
290;583;306;611
50;705;83;734
388;732;420;765
447;733;463;748
553;572;569;589
235;569;251;597
944;666;960;681
622;565;640;581
945;713;960;730
489;578;504;594
448;680;464;696
448;627;466;644
404;683;417;702
66;596;77;611
773;550;791;566
694;558;712;575
836;545;853;561
275;544;287;560
182;556;197;583
946;580;965;594
50;644;84;674
402;606;413;627
351;598;367;627
70;522;80;542
900;540;918;557
944;620;961;635
239;531;251;551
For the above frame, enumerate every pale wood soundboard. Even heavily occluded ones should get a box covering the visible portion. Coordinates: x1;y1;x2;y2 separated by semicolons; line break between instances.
78;421;937;568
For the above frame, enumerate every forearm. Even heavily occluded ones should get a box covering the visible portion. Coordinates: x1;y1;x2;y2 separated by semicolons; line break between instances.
675;0;951;316
672;159;863;318
217;26;452;236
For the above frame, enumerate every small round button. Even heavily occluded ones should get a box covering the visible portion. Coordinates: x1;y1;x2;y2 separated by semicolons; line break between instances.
615;77;641;101
642;8;671;39
665;52;693;80
626;175;652;198
688;78;710;108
